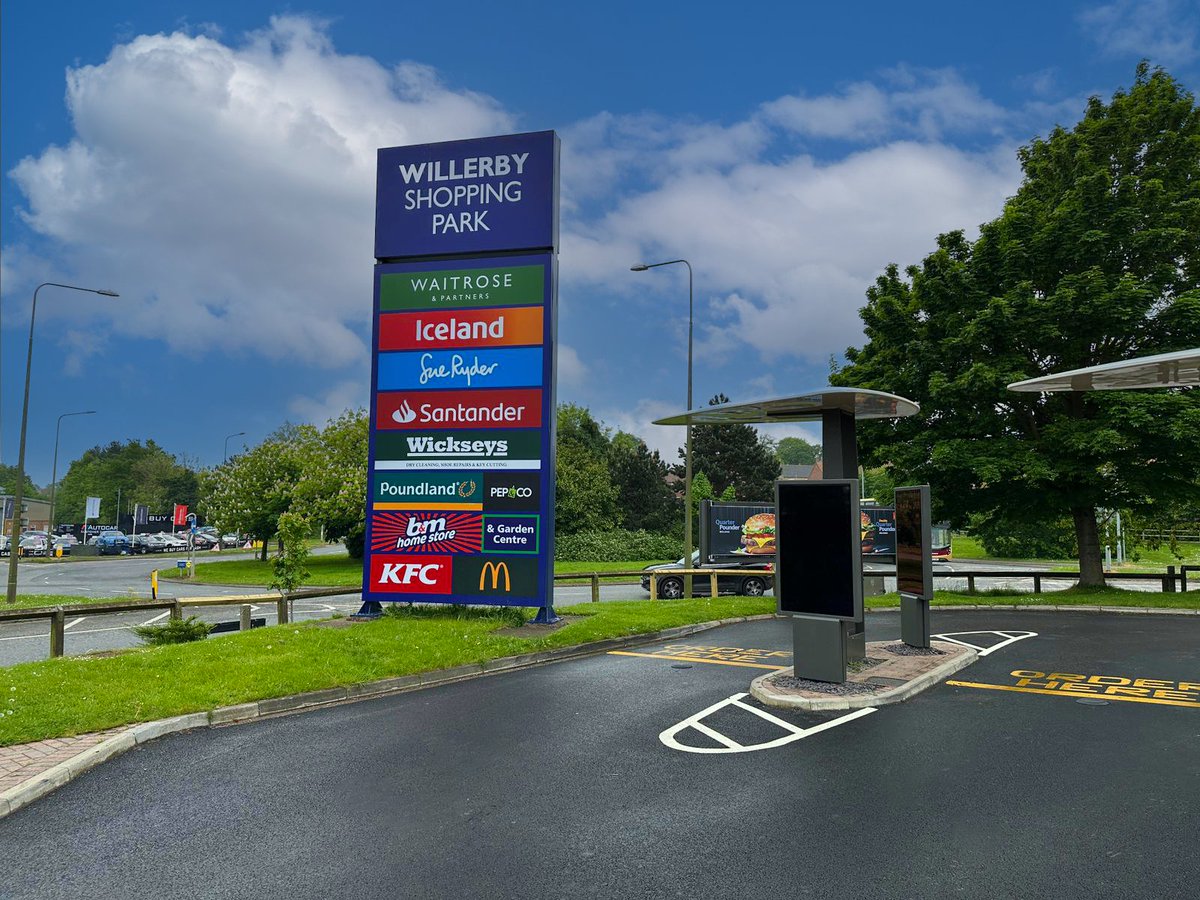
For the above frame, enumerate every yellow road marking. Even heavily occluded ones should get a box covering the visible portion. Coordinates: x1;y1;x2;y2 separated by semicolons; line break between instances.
608;651;787;671
946;680;1200;709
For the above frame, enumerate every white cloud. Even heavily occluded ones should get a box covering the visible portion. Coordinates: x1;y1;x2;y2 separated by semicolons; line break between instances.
556;343;587;385
288;378;367;426
4;16;513;365
1080;0;1199;65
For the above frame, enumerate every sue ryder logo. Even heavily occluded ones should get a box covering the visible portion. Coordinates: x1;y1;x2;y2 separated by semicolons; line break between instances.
369;556;452;594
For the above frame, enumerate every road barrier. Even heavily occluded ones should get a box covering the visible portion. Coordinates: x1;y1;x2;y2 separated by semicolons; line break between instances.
1;568;1194;659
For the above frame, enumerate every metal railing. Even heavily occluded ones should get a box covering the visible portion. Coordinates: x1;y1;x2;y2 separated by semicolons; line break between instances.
0;587;357;658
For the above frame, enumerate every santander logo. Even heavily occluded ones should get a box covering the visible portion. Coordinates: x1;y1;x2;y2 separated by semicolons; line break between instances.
392;399;417;424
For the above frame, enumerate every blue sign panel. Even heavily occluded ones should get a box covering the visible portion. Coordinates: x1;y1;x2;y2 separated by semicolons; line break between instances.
375;131;559;260
377;347;544;392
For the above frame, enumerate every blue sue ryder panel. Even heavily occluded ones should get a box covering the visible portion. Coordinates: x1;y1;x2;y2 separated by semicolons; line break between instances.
377;346;544;392
363;252;557;608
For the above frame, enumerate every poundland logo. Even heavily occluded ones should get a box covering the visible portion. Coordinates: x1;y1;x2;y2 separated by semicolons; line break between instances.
373;473;481;507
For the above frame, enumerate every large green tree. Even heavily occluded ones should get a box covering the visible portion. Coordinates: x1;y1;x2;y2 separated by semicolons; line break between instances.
0;465;43;500
775;436;821;467
609;431;681;534
53;440;198;525
555;404;619;534
833;65;1200;585
198;425;318;560
679;394;781;502
291;410;369;557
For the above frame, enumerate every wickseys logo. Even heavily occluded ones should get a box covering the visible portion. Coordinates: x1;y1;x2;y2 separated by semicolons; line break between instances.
374;430;542;471
379;388;541;431
373;472;482;509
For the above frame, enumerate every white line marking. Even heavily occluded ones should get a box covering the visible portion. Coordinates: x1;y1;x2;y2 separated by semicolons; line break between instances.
62;617;87;631
932;630;1037;656
659;692;876;754
139;611;170;626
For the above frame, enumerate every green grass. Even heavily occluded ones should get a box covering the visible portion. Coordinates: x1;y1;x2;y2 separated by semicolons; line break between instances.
0;596;772;746
161;554;672;586
0;594;151;612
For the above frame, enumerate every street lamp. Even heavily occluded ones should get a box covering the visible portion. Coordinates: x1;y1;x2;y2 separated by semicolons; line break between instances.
48;410;97;532
6;283;119;605
631;259;695;598
223;431;246;463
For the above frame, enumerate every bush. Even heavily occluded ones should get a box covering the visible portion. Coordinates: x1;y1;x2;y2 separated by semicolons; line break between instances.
343;524;365;559
132;615;214;646
554;529;682;562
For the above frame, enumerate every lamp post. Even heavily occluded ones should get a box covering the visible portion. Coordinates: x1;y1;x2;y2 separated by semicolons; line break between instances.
223;431;246;463
6;283;119;605
48;410;97;533
631;259;695;598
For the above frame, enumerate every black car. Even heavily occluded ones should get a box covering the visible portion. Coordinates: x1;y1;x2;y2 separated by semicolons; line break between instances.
641;551;774;599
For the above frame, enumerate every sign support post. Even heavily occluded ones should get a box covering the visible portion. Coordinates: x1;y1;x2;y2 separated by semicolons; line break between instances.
895;485;933;648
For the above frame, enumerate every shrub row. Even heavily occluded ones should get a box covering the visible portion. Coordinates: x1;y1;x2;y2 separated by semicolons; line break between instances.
554;529;682;562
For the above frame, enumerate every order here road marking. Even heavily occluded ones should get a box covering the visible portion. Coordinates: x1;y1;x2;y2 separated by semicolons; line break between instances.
660;692;876;754
608;651;788;671
948;670;1199;709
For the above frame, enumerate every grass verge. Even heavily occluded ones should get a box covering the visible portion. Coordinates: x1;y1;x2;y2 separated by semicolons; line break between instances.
0;596;772;746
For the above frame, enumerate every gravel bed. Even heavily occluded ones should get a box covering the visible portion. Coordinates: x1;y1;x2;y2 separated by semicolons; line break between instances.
765;675;881;696
881;642;947;656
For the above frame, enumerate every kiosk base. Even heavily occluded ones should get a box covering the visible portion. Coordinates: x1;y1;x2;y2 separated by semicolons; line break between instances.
791;615;849;684
900;595;930;648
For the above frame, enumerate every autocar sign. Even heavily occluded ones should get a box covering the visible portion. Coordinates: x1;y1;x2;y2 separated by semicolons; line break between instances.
363;131;559;610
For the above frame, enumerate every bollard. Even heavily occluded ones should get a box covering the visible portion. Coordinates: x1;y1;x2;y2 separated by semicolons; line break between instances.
50;609;66;658
276;597;289;624
590;574;600;603
170;601;183;621
649;574;658;601
709;572;719;597
240;604;252;631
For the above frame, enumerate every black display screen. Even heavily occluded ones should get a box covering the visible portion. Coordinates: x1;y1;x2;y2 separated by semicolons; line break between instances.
895;486;932;600
775;480;860;619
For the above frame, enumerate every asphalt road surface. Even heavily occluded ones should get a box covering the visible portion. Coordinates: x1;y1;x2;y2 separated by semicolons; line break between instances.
2;609;1196;899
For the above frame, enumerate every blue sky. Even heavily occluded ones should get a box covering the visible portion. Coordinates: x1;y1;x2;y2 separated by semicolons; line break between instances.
2;0;1198;487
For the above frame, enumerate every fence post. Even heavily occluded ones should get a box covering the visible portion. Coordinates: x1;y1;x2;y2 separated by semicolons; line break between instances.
967;574;976;593
240;604;252;630
1183;566;1190;592
1164;565;1176;593
649;574;658;601
50;609;66;658
170;600;183;621
591;574;600;603
709;571;719;597
277;596;289;624
1033;574;1041;593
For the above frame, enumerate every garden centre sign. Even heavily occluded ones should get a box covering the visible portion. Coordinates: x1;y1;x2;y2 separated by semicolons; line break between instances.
363;131;560;615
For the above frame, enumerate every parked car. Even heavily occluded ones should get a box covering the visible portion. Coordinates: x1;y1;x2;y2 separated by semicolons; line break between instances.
157;532;188;551
192;532;221;549
221;532;243;549
18;531;52;557
130;533;168;554
52;536;72;556
95;532;131;556
54;533;79;547
0;534;10;556
641;551;774;599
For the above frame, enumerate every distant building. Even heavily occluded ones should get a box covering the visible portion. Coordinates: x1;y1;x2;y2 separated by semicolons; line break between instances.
1;495;51;536
781;462;823;480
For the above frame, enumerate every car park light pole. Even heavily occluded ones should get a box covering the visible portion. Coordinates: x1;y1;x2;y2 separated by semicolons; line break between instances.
48;410;96;533
632;259;694;598
223;431;246;463
6;283;119;605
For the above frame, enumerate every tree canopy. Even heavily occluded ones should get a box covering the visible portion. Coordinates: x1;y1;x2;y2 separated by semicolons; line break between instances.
53;440;198;525
678;394;781;502
832;65;1200;584
775;436;821;466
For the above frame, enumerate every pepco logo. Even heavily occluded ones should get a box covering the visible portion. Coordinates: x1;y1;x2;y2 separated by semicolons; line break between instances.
490;485;532;498
370;555;452;594
479;561;511;592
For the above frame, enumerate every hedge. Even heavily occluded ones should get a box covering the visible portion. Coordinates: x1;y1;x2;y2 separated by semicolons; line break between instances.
554;529;682;562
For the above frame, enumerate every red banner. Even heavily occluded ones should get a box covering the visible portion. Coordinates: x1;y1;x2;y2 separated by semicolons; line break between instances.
173;504;189;526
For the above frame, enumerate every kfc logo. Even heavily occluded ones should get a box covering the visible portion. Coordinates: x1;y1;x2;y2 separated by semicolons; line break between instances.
369;555;452;594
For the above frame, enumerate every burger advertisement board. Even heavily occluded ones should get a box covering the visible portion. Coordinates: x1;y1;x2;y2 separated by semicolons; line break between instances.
699;501;776;562
363;132;559;609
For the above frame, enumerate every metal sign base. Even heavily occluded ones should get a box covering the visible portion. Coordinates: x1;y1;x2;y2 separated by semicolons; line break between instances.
900;595;930;648
354;600;384;619
791;614;848;684
532;605;559;624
